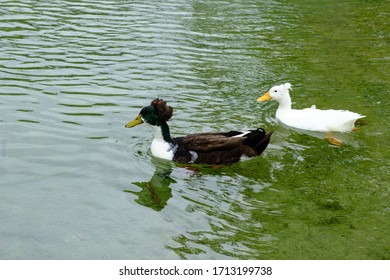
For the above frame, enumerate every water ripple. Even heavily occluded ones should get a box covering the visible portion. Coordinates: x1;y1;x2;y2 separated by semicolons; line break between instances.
1;0;388;260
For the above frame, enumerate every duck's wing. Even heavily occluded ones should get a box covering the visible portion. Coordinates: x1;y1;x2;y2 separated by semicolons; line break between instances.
172;129;272;164
173;131;245;153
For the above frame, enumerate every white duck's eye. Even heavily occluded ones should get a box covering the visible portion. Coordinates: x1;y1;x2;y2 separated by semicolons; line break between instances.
274;90;278;92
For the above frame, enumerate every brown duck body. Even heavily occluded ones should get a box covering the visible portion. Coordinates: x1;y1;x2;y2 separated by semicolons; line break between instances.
172;129;272;164
125;98;272;165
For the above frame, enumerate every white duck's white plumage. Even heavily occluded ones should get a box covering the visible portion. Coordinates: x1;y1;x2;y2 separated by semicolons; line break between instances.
258;83;365;133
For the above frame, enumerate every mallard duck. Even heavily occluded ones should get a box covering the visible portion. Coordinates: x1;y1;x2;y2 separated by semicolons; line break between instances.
257;83;365;145
125;98;272;164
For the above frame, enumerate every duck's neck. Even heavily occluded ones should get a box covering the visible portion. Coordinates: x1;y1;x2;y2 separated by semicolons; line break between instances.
149;121;175;161
153;121;173;143
277;95;292;111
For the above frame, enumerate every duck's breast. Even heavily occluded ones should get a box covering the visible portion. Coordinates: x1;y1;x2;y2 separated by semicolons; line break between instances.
151;138;175;160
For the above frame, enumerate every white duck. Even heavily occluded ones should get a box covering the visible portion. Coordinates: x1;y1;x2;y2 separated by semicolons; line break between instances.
257;83;365;145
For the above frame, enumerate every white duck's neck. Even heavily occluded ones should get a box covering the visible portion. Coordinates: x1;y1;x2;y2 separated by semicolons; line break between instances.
276;94;292;111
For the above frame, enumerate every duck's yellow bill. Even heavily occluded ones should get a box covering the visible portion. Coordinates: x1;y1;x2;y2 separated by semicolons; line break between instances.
257;91;271;102
125;114;143;128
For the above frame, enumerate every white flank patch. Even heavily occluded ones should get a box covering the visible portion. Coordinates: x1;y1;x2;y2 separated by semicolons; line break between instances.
240;154;251;161
188;151;198;163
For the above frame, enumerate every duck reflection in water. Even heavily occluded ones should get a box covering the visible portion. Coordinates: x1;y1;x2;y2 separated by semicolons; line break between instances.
124;158;175;211
124;158;225;211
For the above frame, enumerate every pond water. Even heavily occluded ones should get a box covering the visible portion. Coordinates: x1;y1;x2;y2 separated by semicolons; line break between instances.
1;0;389;259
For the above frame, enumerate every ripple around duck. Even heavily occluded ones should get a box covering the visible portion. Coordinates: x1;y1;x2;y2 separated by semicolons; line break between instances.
161;173;276;259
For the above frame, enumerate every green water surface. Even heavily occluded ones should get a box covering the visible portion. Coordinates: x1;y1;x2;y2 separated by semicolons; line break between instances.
0;0;389;259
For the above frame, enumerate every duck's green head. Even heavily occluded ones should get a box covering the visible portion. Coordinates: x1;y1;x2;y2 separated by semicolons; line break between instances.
125;98;173;128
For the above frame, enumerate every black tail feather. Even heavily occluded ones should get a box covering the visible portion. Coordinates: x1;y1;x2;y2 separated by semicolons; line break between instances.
243;128;272;155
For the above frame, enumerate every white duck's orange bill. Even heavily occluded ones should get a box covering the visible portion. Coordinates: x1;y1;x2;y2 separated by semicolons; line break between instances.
257;91;271;102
